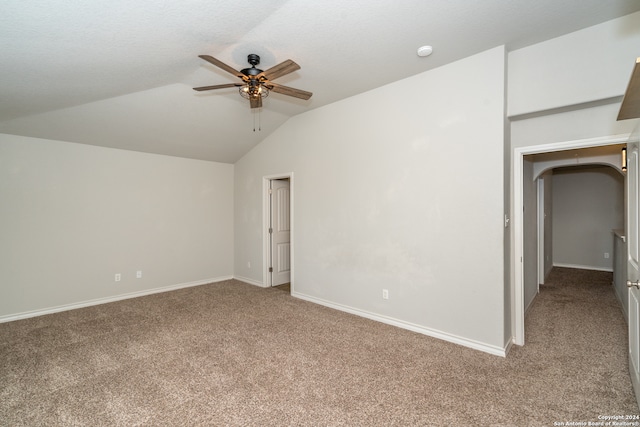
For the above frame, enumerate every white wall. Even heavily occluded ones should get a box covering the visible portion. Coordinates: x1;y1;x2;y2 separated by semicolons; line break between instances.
542;172;553;279
508;11;640;117
522;157;538;311
552;166;624;271
0;134;234;319
509;11;640;151
511;103;637;150
503;113;511;346
235;47;507;353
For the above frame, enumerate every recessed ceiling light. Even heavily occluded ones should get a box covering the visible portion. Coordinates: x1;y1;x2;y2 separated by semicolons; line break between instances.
417;45;433;57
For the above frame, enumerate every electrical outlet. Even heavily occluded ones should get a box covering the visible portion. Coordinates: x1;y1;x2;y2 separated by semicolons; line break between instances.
382;289;389;300
604;252;610;259
247;261;251;268
115;273;121;282
136;271;142;279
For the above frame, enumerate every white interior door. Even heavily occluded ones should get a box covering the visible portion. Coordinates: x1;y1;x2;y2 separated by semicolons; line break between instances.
270;179;291;286
627;138;640;409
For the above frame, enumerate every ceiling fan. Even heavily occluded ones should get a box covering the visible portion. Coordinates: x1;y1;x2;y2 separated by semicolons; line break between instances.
193;54;312;109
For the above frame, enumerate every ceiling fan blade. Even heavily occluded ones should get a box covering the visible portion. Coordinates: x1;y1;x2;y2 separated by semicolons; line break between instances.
266;82;312;100
250;94;262;109
193;83;243;92
259;59;300;81
198;55;245;79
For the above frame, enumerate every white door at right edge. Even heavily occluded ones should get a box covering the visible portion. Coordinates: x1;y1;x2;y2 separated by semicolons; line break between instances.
270;179;290;286
627;136;640;409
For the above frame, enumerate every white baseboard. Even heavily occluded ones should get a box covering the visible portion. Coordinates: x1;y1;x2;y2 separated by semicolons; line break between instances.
0;276;233;323
553;263;613;273
291;291;508;357
234;275;266;288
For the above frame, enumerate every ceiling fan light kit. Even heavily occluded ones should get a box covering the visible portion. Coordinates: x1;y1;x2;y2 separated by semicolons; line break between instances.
239;83;269;100
193;53;312;110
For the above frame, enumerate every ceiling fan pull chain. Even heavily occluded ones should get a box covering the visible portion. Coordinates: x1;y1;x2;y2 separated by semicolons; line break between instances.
252;108;262;132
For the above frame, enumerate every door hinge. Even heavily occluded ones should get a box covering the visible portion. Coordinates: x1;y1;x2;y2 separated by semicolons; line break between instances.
269;227;273;234
269;267;273;273
268;188;272;194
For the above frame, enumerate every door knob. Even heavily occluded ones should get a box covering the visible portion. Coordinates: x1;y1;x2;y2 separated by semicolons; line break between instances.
627;280;640;289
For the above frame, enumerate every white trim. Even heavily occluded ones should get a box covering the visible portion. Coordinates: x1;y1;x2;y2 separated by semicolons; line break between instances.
234;275;266;288
292;292;508;357
552;262;613;272
263;173;294;291
517;134;631;155
0;276;233;323
513;133;632;346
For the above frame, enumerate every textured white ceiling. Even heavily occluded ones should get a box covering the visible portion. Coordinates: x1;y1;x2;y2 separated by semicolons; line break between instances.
1;0;640;163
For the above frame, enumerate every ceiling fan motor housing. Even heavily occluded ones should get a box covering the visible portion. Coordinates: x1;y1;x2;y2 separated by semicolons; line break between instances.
241;54;263;76
247;54;260;66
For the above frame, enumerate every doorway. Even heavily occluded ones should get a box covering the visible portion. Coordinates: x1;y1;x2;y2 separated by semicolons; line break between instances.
513;135;631;345
263;173;293;291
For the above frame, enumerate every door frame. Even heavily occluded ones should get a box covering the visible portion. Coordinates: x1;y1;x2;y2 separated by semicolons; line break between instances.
513;133;631;346
263;172;294;289
537;176;545;289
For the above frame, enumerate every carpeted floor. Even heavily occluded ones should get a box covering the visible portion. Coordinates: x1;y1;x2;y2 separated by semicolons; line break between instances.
273;283;290;293
0;267;638;426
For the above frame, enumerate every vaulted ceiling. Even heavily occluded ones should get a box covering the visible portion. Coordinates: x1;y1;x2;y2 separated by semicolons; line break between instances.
2;0;640;163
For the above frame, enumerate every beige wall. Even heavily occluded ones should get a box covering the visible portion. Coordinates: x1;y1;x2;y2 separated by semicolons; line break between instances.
0;134;234;319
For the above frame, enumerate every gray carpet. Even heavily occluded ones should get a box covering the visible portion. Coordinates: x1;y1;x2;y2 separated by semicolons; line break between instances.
1;267;638;426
